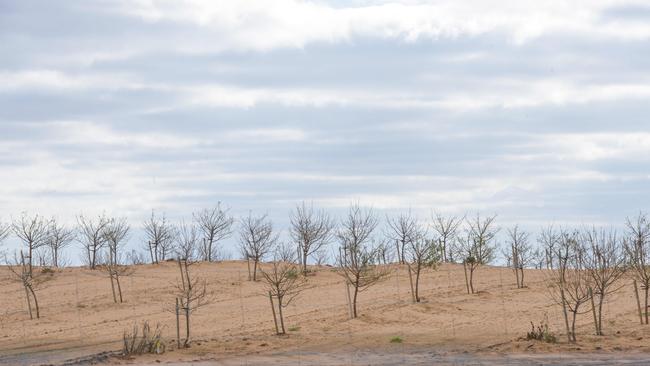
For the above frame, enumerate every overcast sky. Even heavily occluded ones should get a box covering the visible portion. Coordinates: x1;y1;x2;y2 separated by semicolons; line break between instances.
2;1;650;258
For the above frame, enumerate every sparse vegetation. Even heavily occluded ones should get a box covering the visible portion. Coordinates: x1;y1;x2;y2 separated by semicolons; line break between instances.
455;214;498;294
526;319;557;344
239;213;278;281
260;248;306;335
122;321;165;356
337;203;391;318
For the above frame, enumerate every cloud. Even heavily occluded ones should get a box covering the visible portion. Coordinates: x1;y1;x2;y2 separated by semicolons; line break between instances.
2;0;650;261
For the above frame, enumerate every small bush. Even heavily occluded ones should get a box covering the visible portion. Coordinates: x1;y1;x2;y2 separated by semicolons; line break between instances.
122;321;165;356
288;326;300;332
390;336;403;343
526;320;557;343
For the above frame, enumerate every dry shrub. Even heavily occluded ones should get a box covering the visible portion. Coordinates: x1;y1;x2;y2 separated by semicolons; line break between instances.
526;320;557;343
122;321;165;356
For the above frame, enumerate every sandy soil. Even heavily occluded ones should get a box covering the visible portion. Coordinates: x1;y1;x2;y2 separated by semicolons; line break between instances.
2;261;650;365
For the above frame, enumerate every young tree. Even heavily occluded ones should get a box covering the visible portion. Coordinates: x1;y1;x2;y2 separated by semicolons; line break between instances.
7;251;53;319
431;212;462;262
313;247;330;266
239;213;278;281
175;221;197;261
194;203;234;262
172;258;210;347
455;214;498;294
337;204;391;318
260;246;307;334
143;211;175;264
12;213;50;275
538;225;559;269
386;211;419;264
625;212;650;325
547;229;592;343
290;202;334;274
77;214;109;269
103;217;133;303
46;219;75;268
504;225;533;288
406;236;441;303
582;227;626;335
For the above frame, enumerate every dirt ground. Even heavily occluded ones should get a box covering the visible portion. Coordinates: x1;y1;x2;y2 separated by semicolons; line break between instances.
2;261;650;365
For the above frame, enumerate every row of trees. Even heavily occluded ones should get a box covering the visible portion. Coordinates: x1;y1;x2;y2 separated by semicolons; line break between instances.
5;206;650;346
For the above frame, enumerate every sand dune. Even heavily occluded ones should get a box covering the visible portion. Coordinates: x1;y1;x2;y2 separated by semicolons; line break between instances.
1;261;650;365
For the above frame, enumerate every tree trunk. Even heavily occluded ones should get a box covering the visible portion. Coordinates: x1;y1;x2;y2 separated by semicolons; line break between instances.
116;274;123;303
463;262;470;294
184;301;190;347
109;271;117;303
302;250;308;275
395;240;401;265
175;298;181;349
514;267;520;288
29;285;40;319
414;265;421;303
571;309;578;343
589;287;599;335
560;286;572;343
278;297;285;334
469;266;475;294
643;283;650;324
519;267;525;288
253;259;258;281
148;242;155;264
24;284;33;320
352;284;359;318
28;244;33;276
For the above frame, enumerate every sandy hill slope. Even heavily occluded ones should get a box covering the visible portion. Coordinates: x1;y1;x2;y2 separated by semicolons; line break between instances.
1;261;650;365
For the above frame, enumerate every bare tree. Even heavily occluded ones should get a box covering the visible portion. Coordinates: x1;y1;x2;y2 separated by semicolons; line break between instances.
172;257;210;348
143;211;176;264
582;227;626;335
12;213;50;275
431;212;462;262
175;221;197;261
503;225;532;288
547;229;591;343
77;214;109;269
194;203;234;262
260;246;307;334
290;202;334;274
46;219;75;268
375;240;395;265
386;210;419;264
103;217;133;303
336;204;391;318
313;247;330;266
455;214;498;294
625;212;650;325
239;213;278;281
538;225;559;269
7;251;53;319
406;236;441;303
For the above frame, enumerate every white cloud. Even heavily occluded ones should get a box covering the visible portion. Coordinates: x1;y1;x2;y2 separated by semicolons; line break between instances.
113;0;650;52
